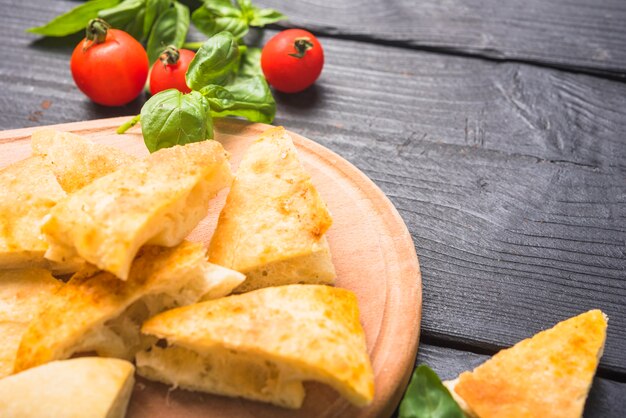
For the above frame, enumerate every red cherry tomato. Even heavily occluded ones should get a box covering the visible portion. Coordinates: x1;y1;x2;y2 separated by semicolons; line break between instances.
149;47;195;95
70;19;149;106
261;29;324;93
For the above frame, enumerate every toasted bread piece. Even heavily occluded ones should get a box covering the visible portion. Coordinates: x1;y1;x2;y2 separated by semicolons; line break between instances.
0;156;69;270
42;140;233;280
137;284;374;409
31;129;137;193
0;268;61;378
0;357;134;418
445;310;608;418
14;242;244;372
209;127;335;292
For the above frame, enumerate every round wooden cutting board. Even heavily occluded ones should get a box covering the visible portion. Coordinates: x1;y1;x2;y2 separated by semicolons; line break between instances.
0;117;422;418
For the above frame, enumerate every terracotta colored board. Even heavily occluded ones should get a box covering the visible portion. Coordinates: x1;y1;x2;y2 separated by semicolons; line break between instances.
0;117;422;418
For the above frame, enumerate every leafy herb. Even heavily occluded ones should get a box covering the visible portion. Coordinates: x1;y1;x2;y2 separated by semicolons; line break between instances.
146;2;189;63
140;89;213;152
185;32;240;91
97;0;146;40
204;75;275;123
192;0;285;40
238;47;262;77
26;0;122;37
398;365;466;418
143;0;170;37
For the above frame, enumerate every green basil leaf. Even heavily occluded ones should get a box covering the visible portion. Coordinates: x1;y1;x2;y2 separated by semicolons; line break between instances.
185;32;240;90
198;85;236;111
398;365;466;418
201;0;241;17
147;2;190;63
238;47;262;77
191;6;248;39
27;0;122;37
140;89;213;152
98;0;146;39
208;75;275;124
144;0;171;36
249;7;286;27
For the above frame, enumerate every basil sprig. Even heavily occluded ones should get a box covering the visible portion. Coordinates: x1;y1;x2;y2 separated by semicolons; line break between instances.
140;32;275;152
398;365;466;418
192;0;285;40
26;0;122;37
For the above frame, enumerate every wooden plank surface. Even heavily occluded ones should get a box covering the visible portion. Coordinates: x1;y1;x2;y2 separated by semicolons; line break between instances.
257;0;626;76
0;118;422;418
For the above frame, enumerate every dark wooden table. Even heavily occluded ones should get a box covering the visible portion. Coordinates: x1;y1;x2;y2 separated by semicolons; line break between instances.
2;0;625;416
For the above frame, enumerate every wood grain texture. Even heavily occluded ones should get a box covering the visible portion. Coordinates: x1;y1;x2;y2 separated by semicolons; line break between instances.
3;0;626;399
256;0;626;76
417;344;626;418
0;117;422;418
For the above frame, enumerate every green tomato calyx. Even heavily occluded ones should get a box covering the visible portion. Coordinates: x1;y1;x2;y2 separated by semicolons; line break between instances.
159;45;181;68
288;37;314;59
84;18;110;50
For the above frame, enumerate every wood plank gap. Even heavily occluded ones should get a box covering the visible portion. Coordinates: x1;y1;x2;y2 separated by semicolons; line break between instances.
266;24;626;83
420;334;626;383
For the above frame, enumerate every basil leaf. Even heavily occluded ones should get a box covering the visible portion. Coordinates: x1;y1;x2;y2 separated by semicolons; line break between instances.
147;2;190;63
27;0;121;37
140;89;213;152
398;365;465;418
249;7;286;27
191;6;248;40
202;0;241;17
98;0;146;39
185;32;240;91
205;75;275;124
144;0;171;36
238;47;262;77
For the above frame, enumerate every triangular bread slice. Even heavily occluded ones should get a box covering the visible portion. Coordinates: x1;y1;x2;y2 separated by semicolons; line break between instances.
31;129;137;193
42;140;233;280
0;156;68;271
0;357;134;418
136;284;374;409
14;241;244;373
0;268;61;378
444;310;608;418
208;127;335;293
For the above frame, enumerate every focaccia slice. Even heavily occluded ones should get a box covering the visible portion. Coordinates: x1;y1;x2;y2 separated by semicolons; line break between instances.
0;357;134;418
14;242;244;373
42;140;233;280
209;127;335;292
137;284;374;409
444;310;608;418
0;156;68;270
32;129;137;193
0;268;61;378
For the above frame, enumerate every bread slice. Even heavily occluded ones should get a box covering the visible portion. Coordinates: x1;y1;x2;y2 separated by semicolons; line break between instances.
444;310;608;418
31;129;137;193
14;242;244;373
0;156;69;271
42;140;233;280
136;284;374;409
0;357;134;418
209;127;335;292
0;268;61;378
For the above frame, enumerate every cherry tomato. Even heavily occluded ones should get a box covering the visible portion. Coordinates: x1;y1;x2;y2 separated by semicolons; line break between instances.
261;29;324;93
70;19;149;106
149;47;195;95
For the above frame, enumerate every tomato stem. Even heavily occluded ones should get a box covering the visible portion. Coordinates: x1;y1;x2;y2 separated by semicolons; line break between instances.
84;18;110;51
117;114;141;134
159;45;180;67
288;37;314;59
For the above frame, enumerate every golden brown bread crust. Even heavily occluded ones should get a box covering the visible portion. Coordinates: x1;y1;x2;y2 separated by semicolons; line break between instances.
208;127;335;291
0;156;67;270
13;242;243;373
453;310;608;418
0;268;61;378
139;284;374;408
42;140;232;280
31;129;137;193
